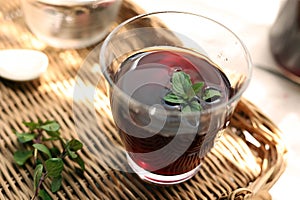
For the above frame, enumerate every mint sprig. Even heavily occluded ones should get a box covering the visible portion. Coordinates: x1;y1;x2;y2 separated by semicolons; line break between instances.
163;71;222;112
13;120;84;200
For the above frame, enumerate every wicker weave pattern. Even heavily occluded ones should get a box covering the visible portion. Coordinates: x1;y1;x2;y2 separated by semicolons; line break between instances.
0;0;287;199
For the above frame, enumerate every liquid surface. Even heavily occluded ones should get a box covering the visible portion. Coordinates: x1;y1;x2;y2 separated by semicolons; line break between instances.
115;48;231;110
112;47;233;175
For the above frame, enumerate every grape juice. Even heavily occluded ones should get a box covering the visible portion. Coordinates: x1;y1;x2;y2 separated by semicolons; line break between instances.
111;47;233;176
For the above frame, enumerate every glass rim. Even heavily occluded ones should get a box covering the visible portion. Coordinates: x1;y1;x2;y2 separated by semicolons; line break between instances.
100;10;253;116
36;0;113;6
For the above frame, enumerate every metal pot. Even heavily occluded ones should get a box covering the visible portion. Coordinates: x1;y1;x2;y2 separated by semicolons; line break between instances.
269;0;300;84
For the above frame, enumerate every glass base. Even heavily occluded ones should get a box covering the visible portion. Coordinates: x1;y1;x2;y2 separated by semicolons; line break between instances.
126;153;201;185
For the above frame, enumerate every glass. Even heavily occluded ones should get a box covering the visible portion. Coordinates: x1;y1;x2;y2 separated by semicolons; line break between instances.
21;0;122;49
269;0;300;84
100;11;252;185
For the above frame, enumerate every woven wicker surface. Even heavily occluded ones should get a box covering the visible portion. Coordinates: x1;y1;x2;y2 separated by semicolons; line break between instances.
0;0;288;199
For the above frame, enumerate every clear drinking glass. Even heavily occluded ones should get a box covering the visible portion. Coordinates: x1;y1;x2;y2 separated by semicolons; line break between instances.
100;11;252;185
21;0;122;49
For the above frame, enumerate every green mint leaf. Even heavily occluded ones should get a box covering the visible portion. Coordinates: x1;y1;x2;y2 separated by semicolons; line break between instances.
72;156;85;171
34;164;43;192
23;121;40;131
44;130;60;138
186;87;196;100
163;92;185;104
45;158;64;178
13;120;85;197
14;131;35;143
203;88;222;101
51;175;62;193
38;189;52;200
182;72;192;85
50;147;61;157
33;144;52;158
67;149;78;159
182;101;202;113
14;150;33;165
66;139;83;159
36;158;43;166
43;137;61;141
189;100;202;111
40;121;60;132
171;71;192;99
182;105;192;113
164;71;205;113
192;82;204;94
67;139;83;151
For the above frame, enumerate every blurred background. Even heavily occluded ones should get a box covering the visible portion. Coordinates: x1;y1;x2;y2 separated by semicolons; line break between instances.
132;0;300;199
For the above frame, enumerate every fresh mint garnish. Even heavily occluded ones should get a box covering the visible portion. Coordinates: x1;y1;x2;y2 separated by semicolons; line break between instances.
163;71;222;112
203;88;222;102
13;120;84;200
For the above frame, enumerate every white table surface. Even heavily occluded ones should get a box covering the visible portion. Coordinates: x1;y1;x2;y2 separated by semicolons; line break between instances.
132;0;300;199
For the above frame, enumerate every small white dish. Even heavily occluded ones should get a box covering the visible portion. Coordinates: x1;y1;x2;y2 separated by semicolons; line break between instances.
0;49;49;81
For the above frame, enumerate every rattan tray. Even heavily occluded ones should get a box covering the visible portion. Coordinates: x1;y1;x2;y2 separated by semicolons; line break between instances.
0;0;287;199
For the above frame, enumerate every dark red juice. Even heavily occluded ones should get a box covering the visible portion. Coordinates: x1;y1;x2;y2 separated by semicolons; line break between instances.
111;47;233;176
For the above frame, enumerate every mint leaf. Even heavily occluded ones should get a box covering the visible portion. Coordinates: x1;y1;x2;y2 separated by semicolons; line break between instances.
186;87;196;101
23;121;40;131
14;150;33;165
40;121;60;132
189;100;202;111
33;144;52;158
203;88;222;101
34;164;43;192
45;158;64;178
182;72;192;86
72;156;85;171
50;147;61;157
14;131;35;143
67;139;83;151
163;92;185;103
44;130;60;138
51;175;62;193
164;71;224;113
171;71;192;99
182;104;192;113
192;82;204;94
67;149;78;159
43;136;60;141
182;101;202;113
38;189;52;200
13;120;85;198
164;71;203;112
66;139;83;159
